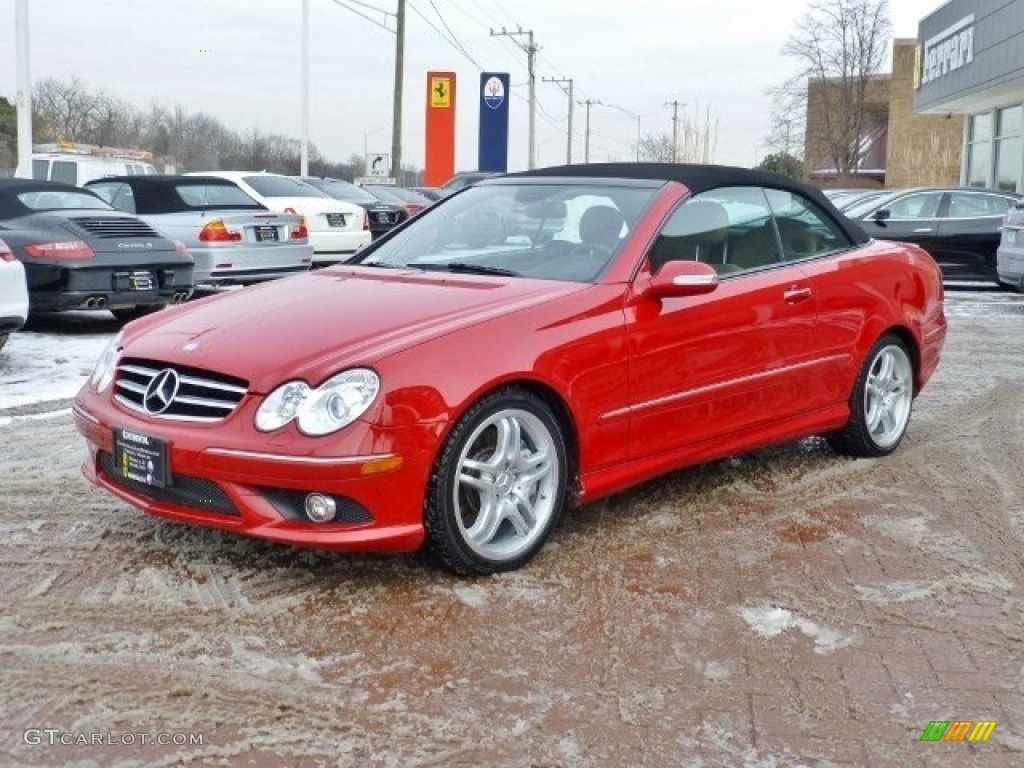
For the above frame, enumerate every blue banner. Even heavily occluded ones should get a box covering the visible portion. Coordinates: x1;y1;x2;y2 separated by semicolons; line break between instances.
478;73;510;173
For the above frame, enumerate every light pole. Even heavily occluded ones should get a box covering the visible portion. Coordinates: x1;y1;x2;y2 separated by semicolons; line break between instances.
15;0;32;178
606;104;641;162
300;0;310;176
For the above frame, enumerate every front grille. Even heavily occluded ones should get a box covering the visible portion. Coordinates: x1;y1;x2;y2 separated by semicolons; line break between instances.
98;451;238;516
114;358;248;422
70;216;160;239
325;213;348;228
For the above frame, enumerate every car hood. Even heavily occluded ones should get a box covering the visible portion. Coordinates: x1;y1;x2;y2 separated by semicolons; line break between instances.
122;266;587;393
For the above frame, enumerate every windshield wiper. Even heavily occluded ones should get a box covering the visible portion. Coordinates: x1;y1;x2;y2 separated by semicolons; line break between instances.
425;262;521;277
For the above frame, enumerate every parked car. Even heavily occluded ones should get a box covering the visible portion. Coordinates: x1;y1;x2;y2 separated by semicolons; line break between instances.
844;186;1022;282
0;180;194;323
187;172;371;265
361;184;433;217
85;176;313;286
0;236;30;352
74;164;946;574
410;187;443;201
300;177;407;240
438;171;500;197
997;199;1024;292
836;189;890;212
18;142;158;185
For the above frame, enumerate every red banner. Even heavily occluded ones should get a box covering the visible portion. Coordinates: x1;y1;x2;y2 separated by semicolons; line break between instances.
424;71;456;187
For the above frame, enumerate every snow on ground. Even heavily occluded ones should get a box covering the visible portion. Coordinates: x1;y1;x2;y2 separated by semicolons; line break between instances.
0;312;117;412
737;604;856;655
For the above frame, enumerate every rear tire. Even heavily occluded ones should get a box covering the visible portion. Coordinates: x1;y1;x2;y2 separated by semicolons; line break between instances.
110;305;165;324
424;387;569;576
827;334;914;458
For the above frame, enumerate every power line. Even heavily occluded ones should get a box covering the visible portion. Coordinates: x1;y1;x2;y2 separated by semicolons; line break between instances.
408;0;484;69
427;0;477;66
331;0;394;33
542;76;573;163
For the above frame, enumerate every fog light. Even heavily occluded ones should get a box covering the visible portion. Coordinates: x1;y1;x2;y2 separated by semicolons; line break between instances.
304;493;337;523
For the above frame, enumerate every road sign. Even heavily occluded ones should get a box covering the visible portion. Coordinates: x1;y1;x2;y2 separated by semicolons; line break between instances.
365;153;390;177
354;177;396;186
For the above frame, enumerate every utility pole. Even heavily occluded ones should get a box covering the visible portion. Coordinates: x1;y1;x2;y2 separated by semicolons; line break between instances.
542;77;573;164
300;0;310;176
391;0;406;182
665;100;685;163
15;0;32;177
579;99;601;164
491;27;538;169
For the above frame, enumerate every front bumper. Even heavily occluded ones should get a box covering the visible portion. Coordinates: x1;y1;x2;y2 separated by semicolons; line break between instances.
996;244;1024;288
0;261;29;331
73;391;440;552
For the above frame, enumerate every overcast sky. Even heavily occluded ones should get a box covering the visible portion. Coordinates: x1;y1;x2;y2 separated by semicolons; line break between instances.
0;0;943;173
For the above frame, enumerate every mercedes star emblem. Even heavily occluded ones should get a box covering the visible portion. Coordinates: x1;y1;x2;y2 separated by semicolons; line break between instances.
143;369;180;415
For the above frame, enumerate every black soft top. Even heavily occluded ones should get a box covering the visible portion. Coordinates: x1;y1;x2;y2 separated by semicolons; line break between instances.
0;179;106;219
507;162;870;245
84;175;265;214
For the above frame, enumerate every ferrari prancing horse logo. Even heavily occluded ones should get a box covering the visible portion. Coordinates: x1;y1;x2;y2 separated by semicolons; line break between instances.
430;76;451;108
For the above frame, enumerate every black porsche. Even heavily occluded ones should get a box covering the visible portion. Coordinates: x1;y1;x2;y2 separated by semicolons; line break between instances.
0;179;194;322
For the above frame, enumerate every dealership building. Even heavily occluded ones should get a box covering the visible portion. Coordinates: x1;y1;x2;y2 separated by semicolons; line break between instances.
915;0;1024;192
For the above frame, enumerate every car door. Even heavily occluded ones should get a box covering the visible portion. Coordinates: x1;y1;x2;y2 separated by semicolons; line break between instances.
858;191;946;257
624;186;820;459
936;191;1017;280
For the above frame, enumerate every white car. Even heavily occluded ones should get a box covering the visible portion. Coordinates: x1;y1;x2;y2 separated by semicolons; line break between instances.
17;142;158;186
188;172;370;264
0;237;30;352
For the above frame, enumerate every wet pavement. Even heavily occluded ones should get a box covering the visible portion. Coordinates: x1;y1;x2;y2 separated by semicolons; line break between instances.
1;288;1023;767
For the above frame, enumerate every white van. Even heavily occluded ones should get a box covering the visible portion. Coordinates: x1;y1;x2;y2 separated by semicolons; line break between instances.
17;142;157;186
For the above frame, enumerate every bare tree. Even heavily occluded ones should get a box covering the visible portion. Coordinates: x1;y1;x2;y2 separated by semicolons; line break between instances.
636;134;675;163
777;0;891;176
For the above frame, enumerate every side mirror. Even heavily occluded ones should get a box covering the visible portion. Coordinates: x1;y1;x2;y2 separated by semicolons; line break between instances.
872;208;891;223
642;260;719;299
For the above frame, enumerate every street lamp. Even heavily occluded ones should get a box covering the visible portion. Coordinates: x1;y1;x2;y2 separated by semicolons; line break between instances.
605;104;641;162
15;0;32;178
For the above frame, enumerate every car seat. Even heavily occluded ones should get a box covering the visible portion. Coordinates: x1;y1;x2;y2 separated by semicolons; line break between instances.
648;200;731;273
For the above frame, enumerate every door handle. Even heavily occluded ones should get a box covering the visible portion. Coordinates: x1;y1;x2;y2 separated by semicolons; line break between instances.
913;228;934;233
783;286;813;303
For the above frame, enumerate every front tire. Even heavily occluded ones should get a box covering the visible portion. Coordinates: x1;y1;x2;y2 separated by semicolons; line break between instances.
424;388;569;576
827;334;914;457
110;305;165;324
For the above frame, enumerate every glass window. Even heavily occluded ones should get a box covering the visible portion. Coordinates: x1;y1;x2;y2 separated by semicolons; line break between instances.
947;192;1013;218
649;187;780;274
17;190;111;211
86;182;136;213
885;192;944;219
305;178;378;203
31;159;48;180
970;113;993;143
243;175;329;198
174;182;263;210
358;183;658;283
50;161;78;185
764;189;853;260
997;106;1022;138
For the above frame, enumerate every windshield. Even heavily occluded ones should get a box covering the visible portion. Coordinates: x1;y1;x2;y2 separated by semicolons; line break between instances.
356;182;659;283
306;178;378;203
17;190;112;211
243;175;328;198
175;182;264;210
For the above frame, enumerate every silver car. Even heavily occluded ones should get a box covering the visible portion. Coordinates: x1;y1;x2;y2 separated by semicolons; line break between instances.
997;200;1024;291
85;176;313;286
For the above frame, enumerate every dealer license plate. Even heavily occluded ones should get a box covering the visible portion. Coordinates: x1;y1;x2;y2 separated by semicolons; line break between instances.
254;225;279;242
113;428;171;488
129;271;154;291
326;213;347;227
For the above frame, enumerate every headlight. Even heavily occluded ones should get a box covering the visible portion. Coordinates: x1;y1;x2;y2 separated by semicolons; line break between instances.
255;369;379;436
90;332;123;394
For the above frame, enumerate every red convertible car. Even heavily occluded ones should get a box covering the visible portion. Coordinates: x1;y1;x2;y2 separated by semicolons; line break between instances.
74;164;947;574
